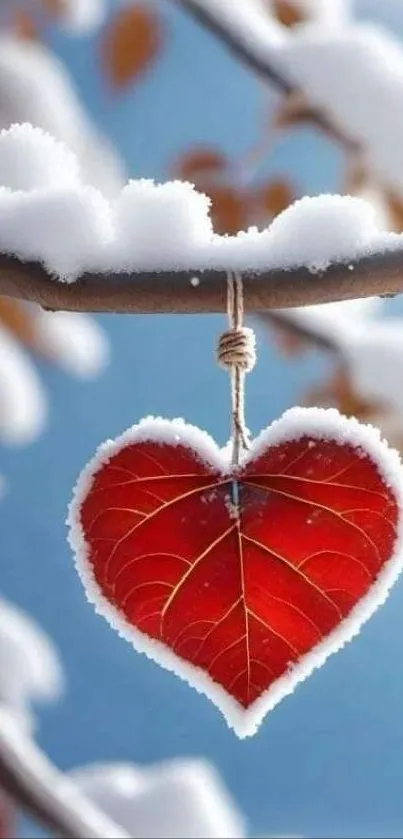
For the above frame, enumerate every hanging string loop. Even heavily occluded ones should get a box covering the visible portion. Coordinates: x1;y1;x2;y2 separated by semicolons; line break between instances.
216;272;256;467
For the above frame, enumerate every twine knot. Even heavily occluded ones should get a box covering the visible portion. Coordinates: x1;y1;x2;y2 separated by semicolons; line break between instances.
217;327;256;372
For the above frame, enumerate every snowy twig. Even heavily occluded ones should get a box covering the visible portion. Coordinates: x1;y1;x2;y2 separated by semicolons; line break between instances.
174;0;293;93
174;0;356;148
0;248;402;314
0;708;130;839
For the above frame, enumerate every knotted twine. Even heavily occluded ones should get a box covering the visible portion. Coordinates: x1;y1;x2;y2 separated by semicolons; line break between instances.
217;272;256;467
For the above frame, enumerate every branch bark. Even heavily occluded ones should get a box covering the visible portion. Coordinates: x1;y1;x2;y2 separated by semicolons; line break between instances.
0;708;130;839
0;249;401;314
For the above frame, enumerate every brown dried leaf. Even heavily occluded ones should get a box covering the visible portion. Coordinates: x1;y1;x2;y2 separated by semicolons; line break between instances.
274;89;355;149
12;10;39;40
304;367;382;421
344;156;368;195
269;325;308;356
101;4;162;88
42;0;65;18
274;90;317;130
255;178;294;219
0;298;37;349
272;0;306;27
207;186;247;235
173;149;227;183
384;189;403;232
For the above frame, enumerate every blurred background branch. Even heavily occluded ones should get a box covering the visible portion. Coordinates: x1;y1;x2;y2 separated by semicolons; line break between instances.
0;708;129;839
174;0;358;148
174;0;294;93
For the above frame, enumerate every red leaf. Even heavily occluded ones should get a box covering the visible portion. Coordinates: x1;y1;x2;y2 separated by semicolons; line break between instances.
69;412;402;737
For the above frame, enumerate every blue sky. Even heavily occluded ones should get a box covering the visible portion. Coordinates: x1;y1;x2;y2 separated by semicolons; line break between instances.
7;3;403;837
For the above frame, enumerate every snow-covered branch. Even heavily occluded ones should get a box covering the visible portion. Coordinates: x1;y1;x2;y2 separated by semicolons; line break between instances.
71;759;246;838
0;599;128;838
174;0;293;93
0;709;130;838
0;245;402;314
174;0;356;147
177;0;403;187
1;124;403;315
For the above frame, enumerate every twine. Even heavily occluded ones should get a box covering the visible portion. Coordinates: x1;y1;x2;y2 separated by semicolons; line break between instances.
217;272;256;467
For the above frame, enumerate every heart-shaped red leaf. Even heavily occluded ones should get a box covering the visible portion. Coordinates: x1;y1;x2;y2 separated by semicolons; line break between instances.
68;409;403;738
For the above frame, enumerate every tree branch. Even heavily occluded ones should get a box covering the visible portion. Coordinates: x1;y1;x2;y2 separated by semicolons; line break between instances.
174;0;293;93
174;0;357;148
0;249;402;314
0;708;130;838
